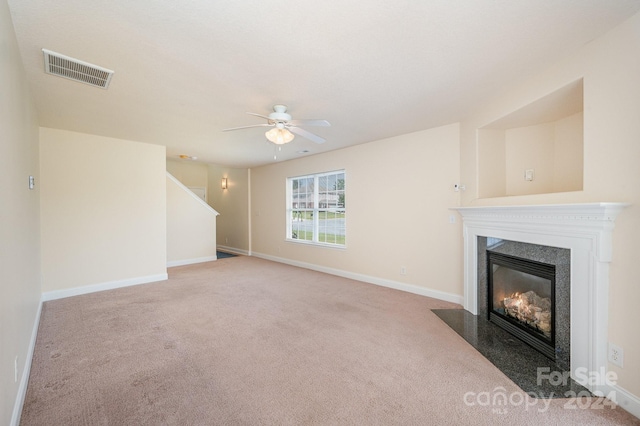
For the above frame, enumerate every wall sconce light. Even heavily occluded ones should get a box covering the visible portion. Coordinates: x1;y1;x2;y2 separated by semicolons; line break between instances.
221;178;228;190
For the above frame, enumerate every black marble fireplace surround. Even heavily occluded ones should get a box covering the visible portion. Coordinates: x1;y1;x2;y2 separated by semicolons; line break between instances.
433;237;585;397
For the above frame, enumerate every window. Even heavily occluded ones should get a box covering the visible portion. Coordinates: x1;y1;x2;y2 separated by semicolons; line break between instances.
287;170;345;247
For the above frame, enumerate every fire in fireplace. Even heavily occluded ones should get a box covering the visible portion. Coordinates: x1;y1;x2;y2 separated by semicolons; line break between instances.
503;291;552;338
488;251;556;360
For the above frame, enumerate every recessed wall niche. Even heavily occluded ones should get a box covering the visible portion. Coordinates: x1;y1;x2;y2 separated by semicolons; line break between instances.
478;79;583;198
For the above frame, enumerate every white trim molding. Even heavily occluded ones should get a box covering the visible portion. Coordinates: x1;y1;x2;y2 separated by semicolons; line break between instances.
11;299;43;426
41;273;168;301
251;251;464;305
216;245;250;256
167;256;217;267
453;202;629;397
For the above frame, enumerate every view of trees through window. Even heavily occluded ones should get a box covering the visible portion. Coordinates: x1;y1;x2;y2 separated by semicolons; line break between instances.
287;170;345;246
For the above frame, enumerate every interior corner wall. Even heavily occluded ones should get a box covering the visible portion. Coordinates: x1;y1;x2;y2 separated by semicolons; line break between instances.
166;174;218;265
39;128;167;293
1;2;42;424
207;164;250;253
459;11;640;400
250;123;462;300
166;159;209;188
553;112;584;192
477;128;506;198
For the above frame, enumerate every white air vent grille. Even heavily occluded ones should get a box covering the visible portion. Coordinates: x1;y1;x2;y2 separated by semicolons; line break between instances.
42;49;114;89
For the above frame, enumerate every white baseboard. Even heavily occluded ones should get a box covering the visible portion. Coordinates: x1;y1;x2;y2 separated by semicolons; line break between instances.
217;245;249;256
41;273;168;302
250;251;464;305
11;297;43;426
167;255;217;267
602;383;640;419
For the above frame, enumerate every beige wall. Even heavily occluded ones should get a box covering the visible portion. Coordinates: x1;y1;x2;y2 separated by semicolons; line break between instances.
0;2;41;423
505;122;556;195
477;129;506;198
460;12;640;396
166;173;218;264
251;124;462;299
166;159;208;188
207;164;250;253
479;112;583;197
553;112;584;192
165;160;251;253
40;128;167;293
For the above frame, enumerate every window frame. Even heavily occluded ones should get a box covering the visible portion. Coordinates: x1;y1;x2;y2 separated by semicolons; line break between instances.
286;170;346;248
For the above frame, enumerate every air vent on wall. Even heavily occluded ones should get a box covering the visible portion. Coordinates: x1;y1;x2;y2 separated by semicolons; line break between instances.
42;49;114;89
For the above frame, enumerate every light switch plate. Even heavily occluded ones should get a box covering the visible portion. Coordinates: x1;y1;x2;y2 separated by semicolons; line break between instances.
524;169;534;181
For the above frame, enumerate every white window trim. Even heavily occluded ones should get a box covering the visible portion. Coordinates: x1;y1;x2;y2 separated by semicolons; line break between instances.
286;170;346;248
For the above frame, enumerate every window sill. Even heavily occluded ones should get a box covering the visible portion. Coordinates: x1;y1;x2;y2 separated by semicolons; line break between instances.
285;238;347;250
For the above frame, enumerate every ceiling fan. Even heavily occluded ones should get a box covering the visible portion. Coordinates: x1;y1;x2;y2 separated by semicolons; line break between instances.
223;105;330;145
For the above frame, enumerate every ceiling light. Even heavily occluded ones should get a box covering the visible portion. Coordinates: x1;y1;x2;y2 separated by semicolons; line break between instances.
265;127;295;145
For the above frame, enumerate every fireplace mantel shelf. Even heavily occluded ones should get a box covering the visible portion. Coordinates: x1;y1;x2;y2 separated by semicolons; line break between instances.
452;202;629;396
453;202;629;262
453;202;629;222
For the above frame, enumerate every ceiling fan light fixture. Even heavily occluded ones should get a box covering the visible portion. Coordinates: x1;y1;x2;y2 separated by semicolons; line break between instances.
265;127;295;145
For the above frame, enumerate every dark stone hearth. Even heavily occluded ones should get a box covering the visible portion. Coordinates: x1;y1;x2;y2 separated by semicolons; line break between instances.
433;309;589;398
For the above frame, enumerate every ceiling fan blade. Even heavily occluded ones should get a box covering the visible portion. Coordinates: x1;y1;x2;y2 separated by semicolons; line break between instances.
289;126;326;144
246;112;273;120
288;119;331;127
222;123;272;132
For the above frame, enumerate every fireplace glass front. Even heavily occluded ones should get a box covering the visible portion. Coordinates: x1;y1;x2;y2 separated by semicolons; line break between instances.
488;251;556;360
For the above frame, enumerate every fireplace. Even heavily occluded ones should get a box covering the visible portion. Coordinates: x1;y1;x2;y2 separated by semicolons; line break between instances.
453;203;628;396
488;251;555;360
480;238;570;370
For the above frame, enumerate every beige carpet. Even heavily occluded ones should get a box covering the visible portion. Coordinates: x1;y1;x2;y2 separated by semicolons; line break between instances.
21;256;639;425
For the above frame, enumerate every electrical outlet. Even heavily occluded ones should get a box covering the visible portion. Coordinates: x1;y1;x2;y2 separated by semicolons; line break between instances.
400;266;407;275
14;356;18;383
608;343;624;367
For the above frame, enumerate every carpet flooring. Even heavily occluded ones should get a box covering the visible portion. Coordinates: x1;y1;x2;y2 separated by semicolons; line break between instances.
20;257;639;425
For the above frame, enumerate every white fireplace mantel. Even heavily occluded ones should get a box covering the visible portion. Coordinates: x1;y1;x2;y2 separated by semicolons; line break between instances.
453;202;629;395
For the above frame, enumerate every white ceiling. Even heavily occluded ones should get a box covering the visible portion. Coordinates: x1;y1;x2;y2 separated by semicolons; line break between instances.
8;0;640;168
